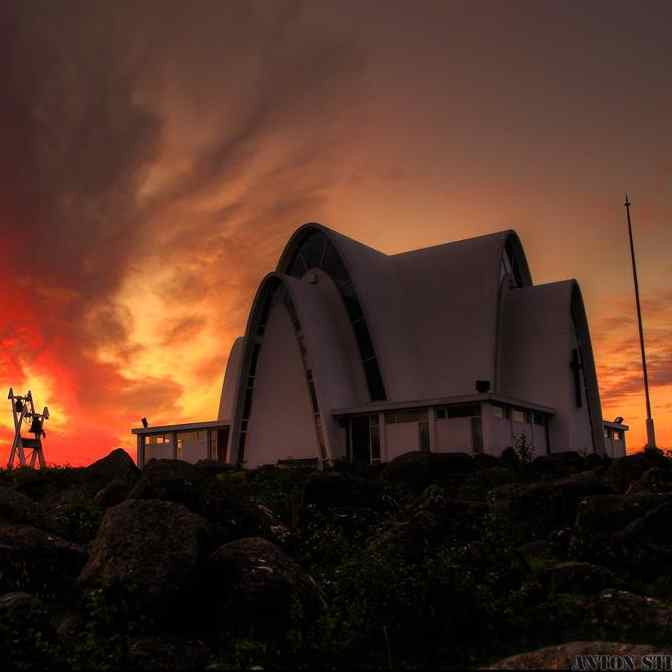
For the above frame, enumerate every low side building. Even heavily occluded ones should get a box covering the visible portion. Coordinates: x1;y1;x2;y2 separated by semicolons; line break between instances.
133;223;628;467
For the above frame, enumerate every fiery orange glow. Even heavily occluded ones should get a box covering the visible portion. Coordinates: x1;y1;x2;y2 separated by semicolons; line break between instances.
1;2;670;465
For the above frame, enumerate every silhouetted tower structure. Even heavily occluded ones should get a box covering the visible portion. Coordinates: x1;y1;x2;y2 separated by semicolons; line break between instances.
7;388;49;468
624;194;656;451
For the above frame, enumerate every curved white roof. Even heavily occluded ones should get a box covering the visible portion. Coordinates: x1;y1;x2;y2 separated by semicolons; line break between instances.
277;223;532;401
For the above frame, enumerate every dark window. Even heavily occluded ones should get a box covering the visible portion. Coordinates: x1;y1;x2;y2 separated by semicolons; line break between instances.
287;253;307;277
370;415;381;461
419;420;430;452
353;320;375;360
351;415;371;464
322;242;350;289
300;232;326;270
249;344;261;377
436;408;446;420
570;348;583;408
242;389;253;420
237;432;247;463
340;284;364;322
533;412;545;426
444;404;481;418
308;380;319;413
363;358;386;401
471;417;483;453
505;238;525;288
284;230;387;402
385;409;428;424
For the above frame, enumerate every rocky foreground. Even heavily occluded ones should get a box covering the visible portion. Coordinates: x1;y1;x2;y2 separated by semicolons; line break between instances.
1;448;672;670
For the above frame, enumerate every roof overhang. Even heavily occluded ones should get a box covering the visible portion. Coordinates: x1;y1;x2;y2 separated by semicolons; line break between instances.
603;421;630;431
332;393;556;417
131;420;230;435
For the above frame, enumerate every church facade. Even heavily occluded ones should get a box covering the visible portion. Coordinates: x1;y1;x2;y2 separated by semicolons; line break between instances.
133;224;628;467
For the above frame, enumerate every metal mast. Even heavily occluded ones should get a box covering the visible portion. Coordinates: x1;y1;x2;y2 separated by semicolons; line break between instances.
624;193;656;451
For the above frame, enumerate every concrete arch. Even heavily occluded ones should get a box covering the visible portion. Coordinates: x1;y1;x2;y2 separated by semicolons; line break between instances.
276;223;387;401
228;270;364;466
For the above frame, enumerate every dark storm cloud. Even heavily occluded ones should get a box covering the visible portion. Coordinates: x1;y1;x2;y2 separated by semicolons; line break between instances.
0;0;368;460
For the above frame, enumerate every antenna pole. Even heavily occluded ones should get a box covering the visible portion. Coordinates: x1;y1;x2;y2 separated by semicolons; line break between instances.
624;194;656;451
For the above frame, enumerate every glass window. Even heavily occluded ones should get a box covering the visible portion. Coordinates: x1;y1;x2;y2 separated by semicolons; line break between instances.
385;409;428;424
249;344;261;377
300;232;326;270
321;242;350;289
287;252;307;278
363;358;386;401
511;409;528;424
615;431;624;441
370;415;381;461
177;437;184;459
493;405;507;419
533;412;545;426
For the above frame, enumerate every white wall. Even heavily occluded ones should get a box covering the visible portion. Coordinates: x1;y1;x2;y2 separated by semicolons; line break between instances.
434;417;472;453
604;436;626;458
531;421;548;456
219;337;245;422
287;273;369;462
385;421;419;460
245;299;318;468
499;282;599;454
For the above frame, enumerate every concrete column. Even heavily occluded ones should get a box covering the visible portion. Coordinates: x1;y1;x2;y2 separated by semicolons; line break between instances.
137;435;145;469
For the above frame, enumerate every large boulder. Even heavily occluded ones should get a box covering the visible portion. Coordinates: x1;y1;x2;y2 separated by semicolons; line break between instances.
204;536;321;642
78;499;208;617
489;471;614;539
454;466;517;501
94;478;133;509
369;485;486;561
0;525;87;598
0;486;43;526
606;450;670;493
626;467;672;495
587;590;672;643
575;493;670;537
130;461;289;547
199;478;284;547
0;592;56;670
528;451;587;479
84;448;139;488
539;561;621;595
128;459;209;511
302;471;386;510
613;502;672;574
381;452;476;493
486;641;669;670
126;637;211;672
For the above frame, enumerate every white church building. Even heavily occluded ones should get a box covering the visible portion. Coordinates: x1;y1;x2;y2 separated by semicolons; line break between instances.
132;224;628;468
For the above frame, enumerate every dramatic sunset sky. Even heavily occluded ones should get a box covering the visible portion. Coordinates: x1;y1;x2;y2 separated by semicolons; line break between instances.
1;1;670;465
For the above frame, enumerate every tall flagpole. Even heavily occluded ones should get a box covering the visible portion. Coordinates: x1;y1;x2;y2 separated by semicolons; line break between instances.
624;193;656;451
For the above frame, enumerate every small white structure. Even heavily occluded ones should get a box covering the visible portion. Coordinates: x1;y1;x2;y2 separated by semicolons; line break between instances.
133;224;628;468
